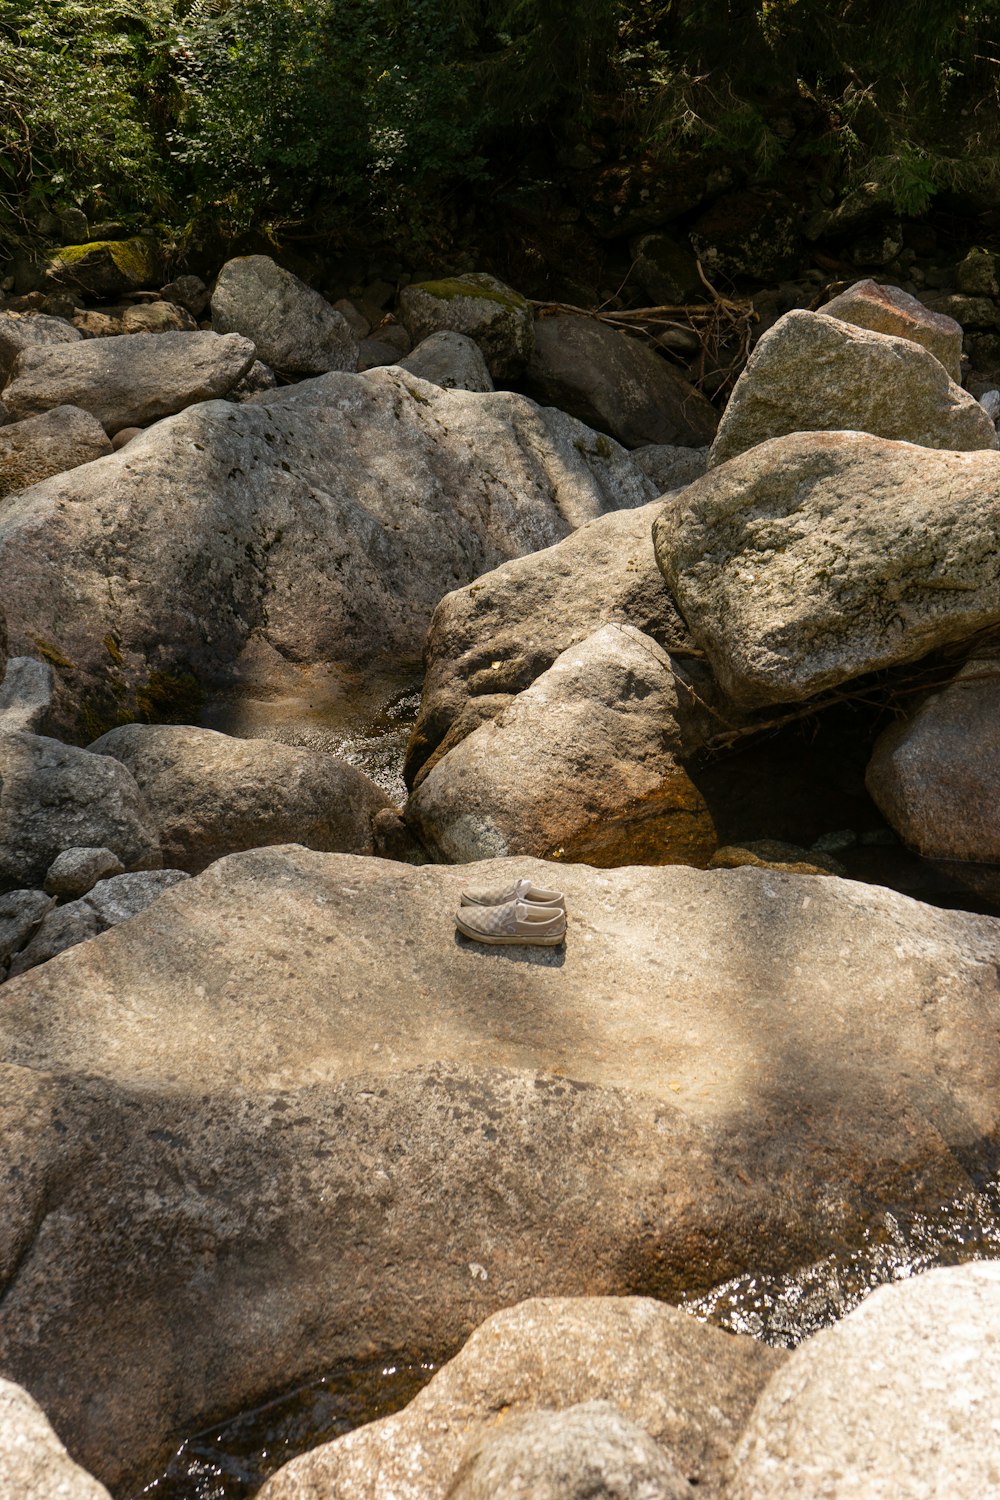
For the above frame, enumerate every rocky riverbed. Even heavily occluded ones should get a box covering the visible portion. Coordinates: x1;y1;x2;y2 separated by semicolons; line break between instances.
1;248;1000;1499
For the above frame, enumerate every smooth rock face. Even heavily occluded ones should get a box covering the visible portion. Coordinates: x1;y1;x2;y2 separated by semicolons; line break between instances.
0;657;53;735
406;624;716;867
0;405;112;496
260;1298;783;1500
0;368;654;738
524;315;718;449
398;274;534;380
406;500;691;786
725;1263;1000;1499
0;310;81;385
6;868;189;978
44;846;125;899
655;431;1000;707
398;330;495;392
822;277;964;381
3;331;257;434
0;850;997;1487
211;255;358;375
0;731;161;890
865;654;1000;860
707;309;997;468
89;723;393;871
0;1377;111;1500
446;1402;690;1500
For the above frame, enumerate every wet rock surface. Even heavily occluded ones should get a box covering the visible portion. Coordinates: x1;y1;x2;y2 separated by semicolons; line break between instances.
0;1376;112;1500
0;850;996;1487
259;1298;781;1500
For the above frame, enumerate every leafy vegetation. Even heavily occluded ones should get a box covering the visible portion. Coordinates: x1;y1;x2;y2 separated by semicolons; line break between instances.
1;0;999;259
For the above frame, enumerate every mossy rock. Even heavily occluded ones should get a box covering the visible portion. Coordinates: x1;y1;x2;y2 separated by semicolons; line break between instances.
398;273;533;381
45;236;165;299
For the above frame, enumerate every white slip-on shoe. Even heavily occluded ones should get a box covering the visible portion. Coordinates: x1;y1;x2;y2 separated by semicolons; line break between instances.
460;876;565;910
455;899;567;947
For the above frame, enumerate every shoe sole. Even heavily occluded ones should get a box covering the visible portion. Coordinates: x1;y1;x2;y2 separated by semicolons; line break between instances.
455;916;566;946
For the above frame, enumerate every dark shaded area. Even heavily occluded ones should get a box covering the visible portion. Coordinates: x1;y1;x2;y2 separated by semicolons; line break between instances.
135;1359;436;1500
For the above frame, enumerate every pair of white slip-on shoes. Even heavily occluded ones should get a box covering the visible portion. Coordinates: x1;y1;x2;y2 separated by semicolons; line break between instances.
456;877;567;946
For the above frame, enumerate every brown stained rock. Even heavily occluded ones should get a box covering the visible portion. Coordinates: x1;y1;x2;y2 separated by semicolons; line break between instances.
523;315;718;449
822;278;963;381
724;1264;1000;1499
707;310;996;469
3;331;257;434
655;431;1000;708
260;1300;783;1500
89;722;392;871
709;841;845;878
0;849;997;1487
0;405;111;497
0;369;654;740
121;301;198;335
405;500;688;789
405;624;716;867
865;653;1000;861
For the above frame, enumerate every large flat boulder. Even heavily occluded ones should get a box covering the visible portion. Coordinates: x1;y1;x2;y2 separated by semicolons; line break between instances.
2;331;257;434
865;652;1000;861
655;431;1000;708
406;500;692;787
707;309;996;468
259;1297;784;1500
821;278;963;381
0;368;654;738
725;1263;1000;1498
211;255;358;376
89;722;392;871
523;315;718;449
0;850;997;1487
0;405;111;498
405;624;716;866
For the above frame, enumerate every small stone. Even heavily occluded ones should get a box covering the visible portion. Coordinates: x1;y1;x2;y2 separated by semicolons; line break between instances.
811;829;858;854
398;331;494;393
7;869;189;977
447;1401;691;1500
956;249;999;297
111;427;142;450
398;273;533;381
44;847;126;899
